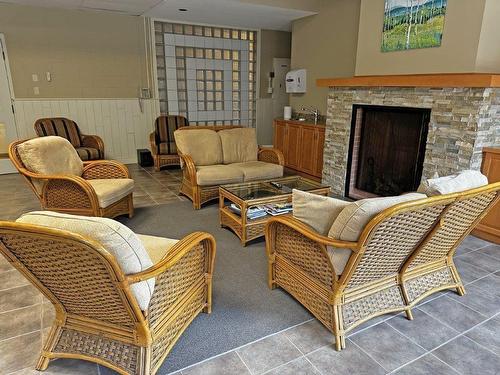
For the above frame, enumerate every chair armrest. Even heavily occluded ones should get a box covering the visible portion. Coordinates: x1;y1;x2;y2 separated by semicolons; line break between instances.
41;174;99;211
127;232;216;323
82;160;131;180
179;154;198;185
81;134;105;158
149;132;158;156
258;147;284;166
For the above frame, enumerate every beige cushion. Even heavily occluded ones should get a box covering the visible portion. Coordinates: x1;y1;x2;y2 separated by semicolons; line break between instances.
218;128;258;164
230;161;283;182
418;170;488;196
87;179;134;208
292;189;350;236
17;136;84;194
174;129;223;166
327;193;426;275
196;165;244;186
137;234;179;264
16;211;154;311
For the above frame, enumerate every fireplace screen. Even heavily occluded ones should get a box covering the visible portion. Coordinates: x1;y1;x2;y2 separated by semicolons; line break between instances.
346;105;430;199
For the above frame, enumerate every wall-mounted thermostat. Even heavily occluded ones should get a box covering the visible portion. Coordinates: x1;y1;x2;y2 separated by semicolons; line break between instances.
285;69;307;93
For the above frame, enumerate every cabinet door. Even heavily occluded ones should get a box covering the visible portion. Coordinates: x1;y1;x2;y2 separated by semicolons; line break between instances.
314;129;325;177
286;123;302;169
299;126;317;175
273;121;287;155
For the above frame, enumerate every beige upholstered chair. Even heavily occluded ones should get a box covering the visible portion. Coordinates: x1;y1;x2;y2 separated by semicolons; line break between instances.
174;126;285;209
266;181;500;350
149;115;188;171
34;117;105;161
0;211;216;375
9;136;134;218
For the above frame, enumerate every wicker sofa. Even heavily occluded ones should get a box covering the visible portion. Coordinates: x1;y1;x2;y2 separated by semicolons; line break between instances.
0;211;216;375
174;126;285;209
266;175;500;351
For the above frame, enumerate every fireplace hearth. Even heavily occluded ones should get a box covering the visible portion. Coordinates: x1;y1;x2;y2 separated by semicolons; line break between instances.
346;105;430;199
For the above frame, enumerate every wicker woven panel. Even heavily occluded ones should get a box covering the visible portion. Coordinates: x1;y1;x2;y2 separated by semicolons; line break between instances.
405;267;455;302
82;164;128;179
158;155;181;166
246;222;266;241
342;285;404;329
347;205;444;288
180;179;192;198
54;328;139;374
275;262;332;328
408;192;497;269
45;180;92;209
220;214;243;238
275;224;334;286
0;232;137;328
200;187;219;204
151;286;206;371
148;244;206;327
258;151;279;164
103;196;131;218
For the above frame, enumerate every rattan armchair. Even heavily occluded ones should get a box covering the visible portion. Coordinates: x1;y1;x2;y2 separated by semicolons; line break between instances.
266;182;500;351
9;139;134;218
0;221;216;375
149;115;188;171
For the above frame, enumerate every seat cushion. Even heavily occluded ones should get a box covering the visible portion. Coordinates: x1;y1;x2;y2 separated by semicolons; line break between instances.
76;147;101;161
137;234;179;264
230;161;283;182
174;129;223;166
87;179;134;208
17;136;84;194
292;189;350;236
218;128;258;164
16;211;154;311
158;142;177;155
417;170;488;196
196;165;244;186
34;118;82;147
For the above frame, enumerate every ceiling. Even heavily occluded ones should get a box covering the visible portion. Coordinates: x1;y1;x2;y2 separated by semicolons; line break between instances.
0;0;318;30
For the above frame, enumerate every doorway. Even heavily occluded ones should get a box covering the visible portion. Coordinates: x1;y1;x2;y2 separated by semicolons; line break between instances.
0;34;17;174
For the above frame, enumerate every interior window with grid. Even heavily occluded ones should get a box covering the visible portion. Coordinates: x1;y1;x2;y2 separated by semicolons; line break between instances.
154;21;257;127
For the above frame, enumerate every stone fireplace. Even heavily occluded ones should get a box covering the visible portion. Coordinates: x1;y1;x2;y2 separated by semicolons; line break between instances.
318;74;500;196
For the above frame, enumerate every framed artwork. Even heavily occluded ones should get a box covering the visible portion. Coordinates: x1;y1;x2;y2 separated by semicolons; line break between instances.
381;0;447;52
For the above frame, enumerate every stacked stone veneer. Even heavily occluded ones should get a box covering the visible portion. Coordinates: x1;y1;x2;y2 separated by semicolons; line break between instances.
323;86;500;195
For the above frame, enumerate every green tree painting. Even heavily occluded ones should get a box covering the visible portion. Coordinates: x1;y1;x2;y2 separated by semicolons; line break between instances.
382;0;447;52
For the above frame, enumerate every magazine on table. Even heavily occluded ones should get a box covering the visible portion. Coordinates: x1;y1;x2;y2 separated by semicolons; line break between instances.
227;203;293;219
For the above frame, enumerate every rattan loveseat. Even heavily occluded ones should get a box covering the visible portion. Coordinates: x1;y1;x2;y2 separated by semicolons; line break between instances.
0;213;216;375
266;182;500;351
175;126;285;209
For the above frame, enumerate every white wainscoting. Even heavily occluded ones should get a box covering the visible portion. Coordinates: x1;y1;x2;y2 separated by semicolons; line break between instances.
13;98;159;163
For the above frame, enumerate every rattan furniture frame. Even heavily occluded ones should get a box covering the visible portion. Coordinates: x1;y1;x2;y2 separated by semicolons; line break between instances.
9;140;134;219
219;176;330;246
266;182;500;351
177;126;285;209
0;221;216;375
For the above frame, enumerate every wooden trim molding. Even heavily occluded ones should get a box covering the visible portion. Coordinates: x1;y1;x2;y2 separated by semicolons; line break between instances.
317;73;500;88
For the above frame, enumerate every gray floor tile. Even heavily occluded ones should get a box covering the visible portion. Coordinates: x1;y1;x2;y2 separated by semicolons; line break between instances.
44;359;99;375
387;308;458;350
392;353;459;375
263;357;319;375
457;251;500;273
350;322;426;372
283;320;332;354
182;352;250;375
471;273;500;296
236;333;302;375
455;243;477;256
418;295;486;332
461;235;492;250
346;313;394;335
448;283;500;317
477;244;500;260
465;316;500;356
433;335;500;375
454;258;490;284
306;341;385;375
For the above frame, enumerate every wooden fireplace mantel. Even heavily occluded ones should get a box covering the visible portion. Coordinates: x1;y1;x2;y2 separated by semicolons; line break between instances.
316;73;500;88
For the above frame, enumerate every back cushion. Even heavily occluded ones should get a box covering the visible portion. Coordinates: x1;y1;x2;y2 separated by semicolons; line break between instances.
329;193;426;242
16;211;155;311
35;118;81;147
174;129;223;166
218;128;258;164
418;170;488;196
155;115;188;143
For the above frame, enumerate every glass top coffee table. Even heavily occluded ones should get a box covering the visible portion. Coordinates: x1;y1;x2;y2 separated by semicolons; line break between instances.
219;176;330;246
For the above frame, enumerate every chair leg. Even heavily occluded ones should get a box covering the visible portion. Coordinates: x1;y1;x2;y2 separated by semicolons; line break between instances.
456;285;466;296
405;308;414;320
36;324;59;371
128;195;134;218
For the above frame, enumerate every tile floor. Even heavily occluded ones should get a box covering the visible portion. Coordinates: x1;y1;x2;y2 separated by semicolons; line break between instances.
2;165;500;375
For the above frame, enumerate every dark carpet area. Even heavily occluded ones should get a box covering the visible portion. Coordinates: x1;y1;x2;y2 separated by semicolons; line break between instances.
119;201;311;374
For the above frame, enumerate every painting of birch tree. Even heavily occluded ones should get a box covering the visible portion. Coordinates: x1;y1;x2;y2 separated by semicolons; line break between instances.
381;0;447;52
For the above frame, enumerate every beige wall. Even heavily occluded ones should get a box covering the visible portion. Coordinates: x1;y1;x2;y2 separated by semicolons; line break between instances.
290;0;361;114
259;30;292;99
0;3;149;98
355;0;487;75
475;0;500;72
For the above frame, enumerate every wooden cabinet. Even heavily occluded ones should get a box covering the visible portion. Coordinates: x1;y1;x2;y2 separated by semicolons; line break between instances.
273;119;326;180
473;148;500;244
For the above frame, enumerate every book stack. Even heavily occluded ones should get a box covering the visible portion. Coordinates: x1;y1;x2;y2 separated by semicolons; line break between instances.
228;204;268;220
263;203;293;216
